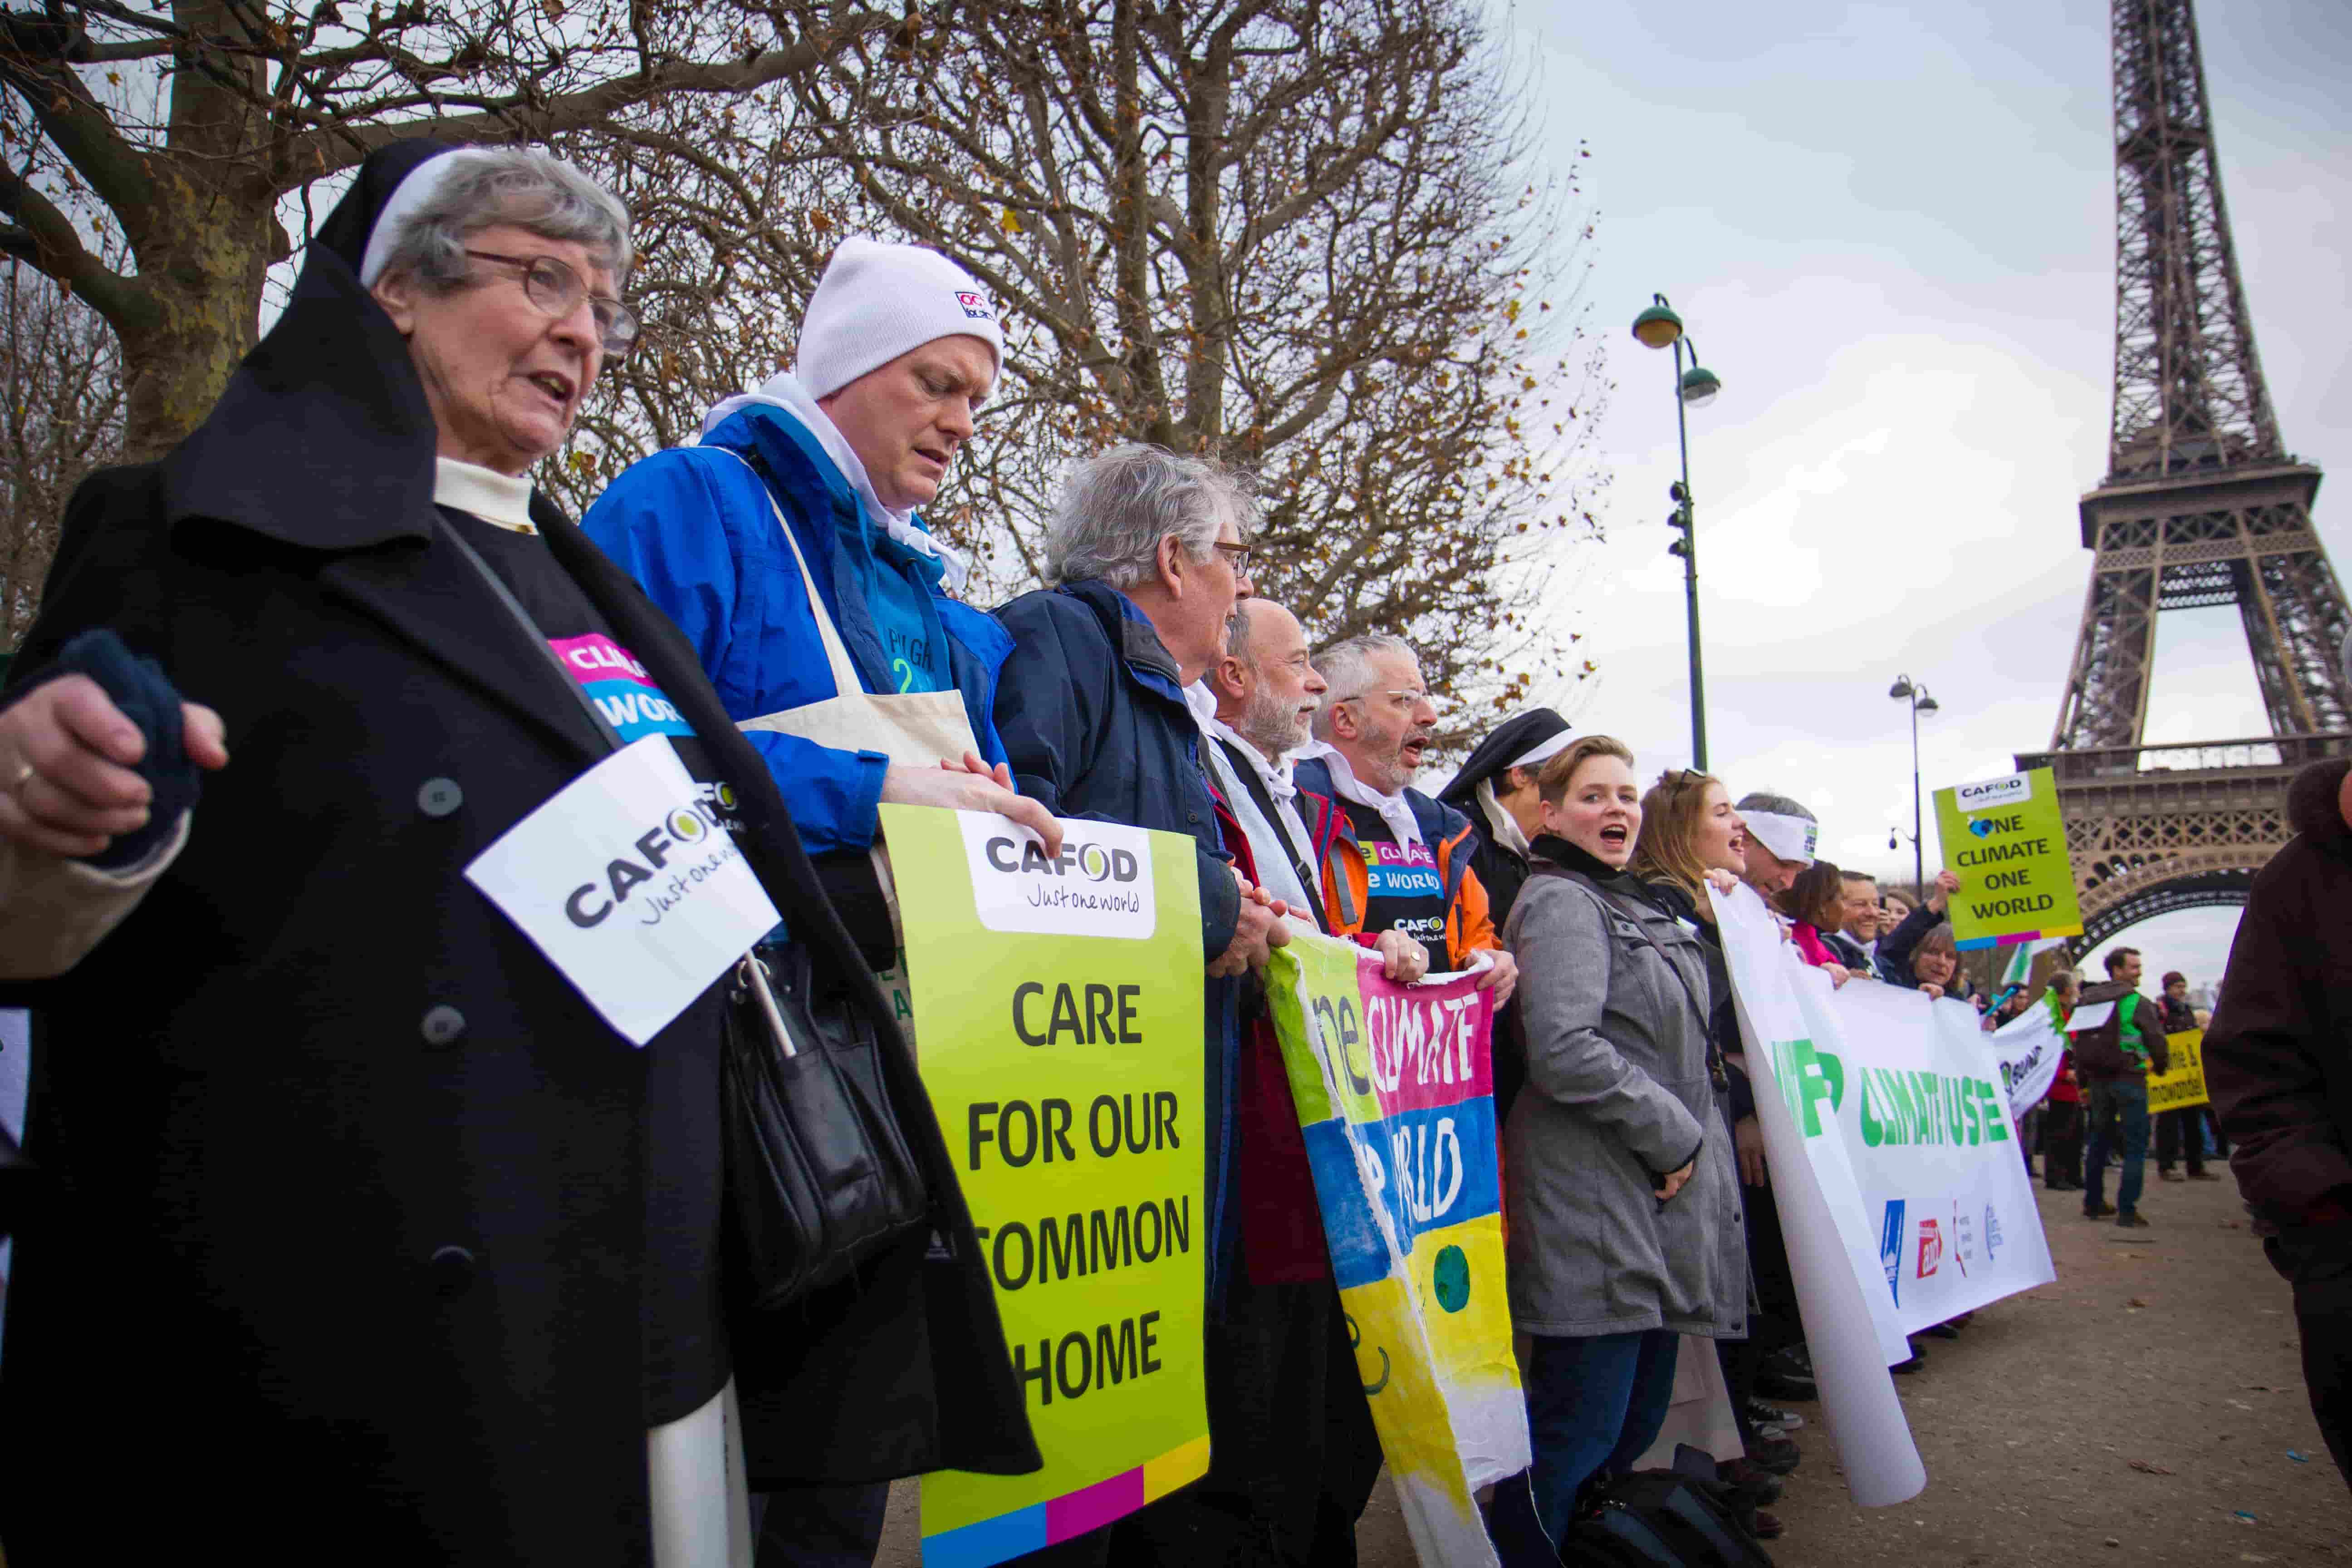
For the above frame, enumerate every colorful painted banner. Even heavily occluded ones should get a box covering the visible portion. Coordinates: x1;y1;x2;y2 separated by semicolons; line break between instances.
1264;929;1527;1568
880;806;1210;1568
1931;767;2084;951
2147;1029;2211;1113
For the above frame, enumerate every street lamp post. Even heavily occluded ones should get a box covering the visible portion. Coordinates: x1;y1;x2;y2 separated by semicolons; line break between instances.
1887;675;1940;892
1632;294;1721;770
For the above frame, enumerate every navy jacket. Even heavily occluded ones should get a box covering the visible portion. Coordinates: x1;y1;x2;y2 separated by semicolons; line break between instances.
991;579;1245;1306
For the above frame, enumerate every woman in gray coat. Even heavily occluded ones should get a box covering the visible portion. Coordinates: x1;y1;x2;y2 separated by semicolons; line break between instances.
1486;737;1747;1562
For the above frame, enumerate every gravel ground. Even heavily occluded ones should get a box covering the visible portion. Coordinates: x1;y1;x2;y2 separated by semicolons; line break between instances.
878;1169;2349;1566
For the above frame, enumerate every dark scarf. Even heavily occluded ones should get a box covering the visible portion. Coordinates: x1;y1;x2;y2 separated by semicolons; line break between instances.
1529;831;1631;885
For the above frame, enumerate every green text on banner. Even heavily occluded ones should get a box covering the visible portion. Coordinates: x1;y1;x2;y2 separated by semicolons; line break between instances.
879;805;1209;1568
1931;767;2084;951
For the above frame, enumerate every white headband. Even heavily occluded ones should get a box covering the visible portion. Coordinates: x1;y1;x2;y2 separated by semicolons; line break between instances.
359;148;495;287
1508;730;1575;771
1743;810;1817;867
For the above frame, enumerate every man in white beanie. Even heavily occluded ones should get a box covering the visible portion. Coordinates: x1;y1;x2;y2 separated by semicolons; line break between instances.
583;239;1054;1568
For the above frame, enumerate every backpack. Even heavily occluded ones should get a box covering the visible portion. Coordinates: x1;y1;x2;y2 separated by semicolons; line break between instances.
1558;1450;1775;1568
2069;980;2141;1077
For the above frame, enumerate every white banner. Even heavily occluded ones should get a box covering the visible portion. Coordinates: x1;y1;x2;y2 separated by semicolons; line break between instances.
1787;974;2057;1336
1710;884;1925;1508
1989;1001;2064;1122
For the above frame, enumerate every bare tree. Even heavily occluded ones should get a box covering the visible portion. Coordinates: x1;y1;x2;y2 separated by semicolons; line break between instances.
544;0;1609;718
0;0;892;461
792;0;1611;715
0;257;124;647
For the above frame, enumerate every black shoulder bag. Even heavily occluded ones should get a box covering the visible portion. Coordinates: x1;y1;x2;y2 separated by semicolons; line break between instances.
438;517;928;1309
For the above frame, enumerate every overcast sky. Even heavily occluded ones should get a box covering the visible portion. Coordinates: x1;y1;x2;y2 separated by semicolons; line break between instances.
1506;0;2350;985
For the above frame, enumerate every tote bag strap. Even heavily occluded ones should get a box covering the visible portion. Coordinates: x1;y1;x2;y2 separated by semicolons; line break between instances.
718;446;866;700
435;513;623;753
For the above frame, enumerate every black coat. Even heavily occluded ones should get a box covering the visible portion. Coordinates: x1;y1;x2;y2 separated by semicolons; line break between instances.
0;142;1034;1563
2206;758;2352;1227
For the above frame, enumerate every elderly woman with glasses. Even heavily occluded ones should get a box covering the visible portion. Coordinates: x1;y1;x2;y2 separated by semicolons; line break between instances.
0;142;1030;1566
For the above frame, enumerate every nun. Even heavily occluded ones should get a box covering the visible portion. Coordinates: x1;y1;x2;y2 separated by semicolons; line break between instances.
0;142;1034;1565
1437;707;1573;1122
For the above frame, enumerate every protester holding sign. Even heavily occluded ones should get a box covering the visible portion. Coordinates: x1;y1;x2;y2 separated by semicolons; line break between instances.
1876;868;1960;990
1488;737;1746;1564
993;444;1310;1564
1296;635;1519;1005
581;233;1059;1563
0;143;1037;1566
1629;770;1803;1503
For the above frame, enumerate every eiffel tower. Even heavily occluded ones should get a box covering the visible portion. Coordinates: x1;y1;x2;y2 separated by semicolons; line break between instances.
2017;0;2352;953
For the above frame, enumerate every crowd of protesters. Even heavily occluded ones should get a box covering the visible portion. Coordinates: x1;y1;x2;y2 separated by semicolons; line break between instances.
0;138;2342;1568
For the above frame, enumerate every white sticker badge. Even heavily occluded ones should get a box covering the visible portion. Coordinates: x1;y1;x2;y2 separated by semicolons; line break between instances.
466;736;780;1046
955;811;1157;940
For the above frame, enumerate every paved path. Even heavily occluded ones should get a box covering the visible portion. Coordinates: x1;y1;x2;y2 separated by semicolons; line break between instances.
879;1171;2349;1565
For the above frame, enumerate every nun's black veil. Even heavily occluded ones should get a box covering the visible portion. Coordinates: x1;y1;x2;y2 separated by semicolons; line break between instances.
158;139;460;552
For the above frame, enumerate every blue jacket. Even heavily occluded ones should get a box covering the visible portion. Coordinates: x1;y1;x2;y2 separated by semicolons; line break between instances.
991;579;1246;1308
580;403;1011;855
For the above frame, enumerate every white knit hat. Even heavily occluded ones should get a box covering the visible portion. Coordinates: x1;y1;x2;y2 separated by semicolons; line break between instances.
796;238;1004;399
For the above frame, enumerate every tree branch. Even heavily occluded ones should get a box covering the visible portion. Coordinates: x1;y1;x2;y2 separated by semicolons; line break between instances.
0;160;147;330
278;11;895;185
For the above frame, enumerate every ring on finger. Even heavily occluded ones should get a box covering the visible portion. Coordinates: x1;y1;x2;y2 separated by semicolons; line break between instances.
10;758;33;797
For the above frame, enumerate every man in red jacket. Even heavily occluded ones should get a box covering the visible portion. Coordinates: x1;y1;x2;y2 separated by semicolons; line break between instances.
2206;750;2352;1491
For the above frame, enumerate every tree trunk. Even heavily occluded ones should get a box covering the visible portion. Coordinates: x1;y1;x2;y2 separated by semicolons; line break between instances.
115;175;279;463
109;1;281;462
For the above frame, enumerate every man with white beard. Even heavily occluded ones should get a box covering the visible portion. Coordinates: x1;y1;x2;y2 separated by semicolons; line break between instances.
1296;634;1517;1003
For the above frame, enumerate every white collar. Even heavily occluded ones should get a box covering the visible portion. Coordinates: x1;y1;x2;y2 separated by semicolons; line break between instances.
696;369;970;590
433;458;537;534
1475;776;1531;860
1302;741;1423;848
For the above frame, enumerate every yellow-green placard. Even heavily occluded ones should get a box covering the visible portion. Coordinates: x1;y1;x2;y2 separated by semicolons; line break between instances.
2147;1029;2210;1113
1932;767;2083;951
879;805;1209;1568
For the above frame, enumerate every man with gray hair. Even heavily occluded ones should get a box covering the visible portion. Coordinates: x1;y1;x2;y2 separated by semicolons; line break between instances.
1295;634;1516;1002
991;443;1300;1564
1732;790;1817;897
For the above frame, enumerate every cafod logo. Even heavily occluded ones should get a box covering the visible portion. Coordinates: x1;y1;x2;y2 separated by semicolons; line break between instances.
956;812;1159;940
563;792;732;928
1955;772;2032;812
984;836;1140;885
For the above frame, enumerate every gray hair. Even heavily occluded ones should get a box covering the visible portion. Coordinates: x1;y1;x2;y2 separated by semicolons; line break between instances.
1311;633;1419;739
376;148;632;294
1735;790;1816;822
1045;443;1257;588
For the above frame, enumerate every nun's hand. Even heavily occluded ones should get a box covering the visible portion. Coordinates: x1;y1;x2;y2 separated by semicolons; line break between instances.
0;676;227;858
